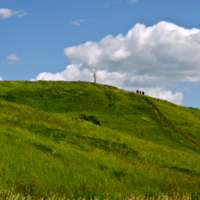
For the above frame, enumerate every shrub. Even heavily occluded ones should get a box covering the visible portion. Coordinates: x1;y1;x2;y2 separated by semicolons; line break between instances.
78;113;101;126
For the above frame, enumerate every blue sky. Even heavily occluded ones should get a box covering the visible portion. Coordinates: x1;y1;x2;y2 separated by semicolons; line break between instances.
1;0;200;108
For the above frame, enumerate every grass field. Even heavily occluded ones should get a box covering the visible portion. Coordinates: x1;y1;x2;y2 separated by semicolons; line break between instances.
0;80;200;199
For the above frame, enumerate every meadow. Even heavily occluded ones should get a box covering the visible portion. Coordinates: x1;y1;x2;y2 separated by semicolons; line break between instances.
0;80;200;199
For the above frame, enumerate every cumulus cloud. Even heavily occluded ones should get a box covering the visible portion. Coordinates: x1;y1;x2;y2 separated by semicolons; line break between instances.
33;21;200;105
64;21;200;85
31;64;125;88
7;54;20;61
0;8;27;19
146;87;183;105
62;21;200;104
125;86;183;105
31;64;92;81
0;8;12;19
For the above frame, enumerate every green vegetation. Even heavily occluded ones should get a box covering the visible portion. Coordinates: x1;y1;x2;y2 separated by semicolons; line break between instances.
0;80;200;199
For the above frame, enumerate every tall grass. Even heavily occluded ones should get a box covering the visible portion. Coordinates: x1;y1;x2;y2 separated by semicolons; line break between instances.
0;81;200;199
0;190;196;200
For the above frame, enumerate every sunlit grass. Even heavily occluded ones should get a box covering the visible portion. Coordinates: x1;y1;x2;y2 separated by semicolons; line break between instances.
0;81;200;199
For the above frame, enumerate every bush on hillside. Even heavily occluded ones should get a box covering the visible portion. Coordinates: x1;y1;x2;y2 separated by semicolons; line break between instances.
78;113;101;126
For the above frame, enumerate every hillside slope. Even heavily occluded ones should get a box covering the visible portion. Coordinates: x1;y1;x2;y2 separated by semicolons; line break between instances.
0;81;200;199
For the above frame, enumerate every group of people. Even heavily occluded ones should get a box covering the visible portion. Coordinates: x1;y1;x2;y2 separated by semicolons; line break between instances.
136;90;145;95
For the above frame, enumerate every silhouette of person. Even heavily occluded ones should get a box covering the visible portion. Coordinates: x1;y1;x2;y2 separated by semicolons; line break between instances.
142;91;145;95
136;89;139;94
140;91;141;94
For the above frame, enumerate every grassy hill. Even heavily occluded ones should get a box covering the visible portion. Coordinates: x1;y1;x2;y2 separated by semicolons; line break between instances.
0;80;200;199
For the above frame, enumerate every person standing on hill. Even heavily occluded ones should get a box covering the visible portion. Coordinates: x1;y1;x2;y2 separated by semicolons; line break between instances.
136;89;139;94
142;91;145;95
140;91;142;94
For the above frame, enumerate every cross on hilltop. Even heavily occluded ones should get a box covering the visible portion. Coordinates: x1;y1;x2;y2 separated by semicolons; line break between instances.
93;73;97;83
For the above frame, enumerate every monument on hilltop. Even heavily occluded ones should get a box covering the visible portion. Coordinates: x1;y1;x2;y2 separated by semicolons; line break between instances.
93;73;97;83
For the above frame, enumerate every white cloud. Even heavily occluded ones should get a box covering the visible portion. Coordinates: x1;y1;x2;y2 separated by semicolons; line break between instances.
0;8;12;19
125;86;183;105
12;10;27;18
71;19;85;26
64;21;200;104
7;54;20;61
31;64;125;88
0;8;27;19
31;64;92;81
0;77;2;81
146;87;183;105
33;21;200;105
64;21;200;88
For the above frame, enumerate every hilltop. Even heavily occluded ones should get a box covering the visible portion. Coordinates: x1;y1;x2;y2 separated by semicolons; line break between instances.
0;80;200;199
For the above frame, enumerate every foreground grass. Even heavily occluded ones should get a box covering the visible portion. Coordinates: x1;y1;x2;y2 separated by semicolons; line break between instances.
0;190;198;200
0;81;200;199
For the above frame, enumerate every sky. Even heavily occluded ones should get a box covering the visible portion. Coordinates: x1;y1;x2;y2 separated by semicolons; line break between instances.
1;0;200;108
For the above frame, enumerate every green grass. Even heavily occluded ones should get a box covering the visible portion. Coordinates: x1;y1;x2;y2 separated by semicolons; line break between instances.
0;80;200;199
